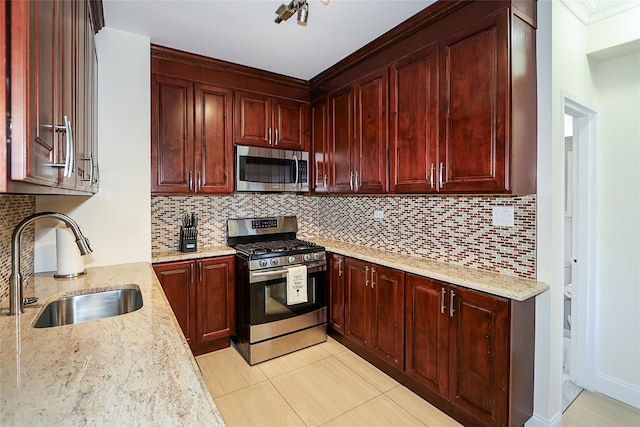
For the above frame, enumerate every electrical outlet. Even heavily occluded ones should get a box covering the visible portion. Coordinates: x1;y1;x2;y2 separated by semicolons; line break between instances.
374;210;384;219
492;206;514;227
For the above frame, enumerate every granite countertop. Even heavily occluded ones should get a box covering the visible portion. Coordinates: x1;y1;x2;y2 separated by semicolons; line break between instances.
307;238;548;301
0;262;224;426
152;246;235;263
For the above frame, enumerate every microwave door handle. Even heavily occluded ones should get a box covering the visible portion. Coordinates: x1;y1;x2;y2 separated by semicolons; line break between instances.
293;155;299;188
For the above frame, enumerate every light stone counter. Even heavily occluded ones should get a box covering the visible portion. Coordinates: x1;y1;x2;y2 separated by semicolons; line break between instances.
308;238;548;301
152;246;235;263
0;262;224;426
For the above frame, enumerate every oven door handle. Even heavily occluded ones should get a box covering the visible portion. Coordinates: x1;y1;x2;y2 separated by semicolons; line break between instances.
249;262;326;283
252;269;290;277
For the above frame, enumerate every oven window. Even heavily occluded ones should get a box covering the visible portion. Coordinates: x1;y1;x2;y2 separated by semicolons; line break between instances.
250;269;326;325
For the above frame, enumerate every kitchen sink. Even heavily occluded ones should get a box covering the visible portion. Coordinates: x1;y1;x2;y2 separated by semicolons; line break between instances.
33;286;143;328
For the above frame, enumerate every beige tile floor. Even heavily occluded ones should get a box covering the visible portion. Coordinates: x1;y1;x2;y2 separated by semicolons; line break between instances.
196;337;461;426
196;337;640;426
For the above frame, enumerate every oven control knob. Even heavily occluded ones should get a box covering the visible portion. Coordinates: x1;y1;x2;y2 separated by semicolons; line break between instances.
259;259;268;268
288;256;296;263
303;253;311;262
270;258;279;266
312;253;319;260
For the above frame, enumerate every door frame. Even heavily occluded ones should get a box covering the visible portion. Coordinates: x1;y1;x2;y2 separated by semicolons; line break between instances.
563;93;598;391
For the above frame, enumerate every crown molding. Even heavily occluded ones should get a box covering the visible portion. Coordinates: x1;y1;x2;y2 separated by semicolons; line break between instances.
561;0;640;24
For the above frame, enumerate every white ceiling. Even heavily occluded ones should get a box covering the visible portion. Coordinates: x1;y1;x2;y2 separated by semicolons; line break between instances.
102;0;436;81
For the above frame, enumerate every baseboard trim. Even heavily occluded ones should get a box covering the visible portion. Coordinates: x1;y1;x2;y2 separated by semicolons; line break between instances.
525;411;562;427
597;373;640;409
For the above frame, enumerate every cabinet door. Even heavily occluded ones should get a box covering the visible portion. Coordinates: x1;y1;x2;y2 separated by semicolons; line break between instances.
369;264;404;369
153;261;196;344
439;10;509;193
74;0;90;190
311;98;330;193
328;254;345;334
389;44;439;193
449;285;509;427
274;97;308;150
405;274;449;396
197;256;235;343
58;0;76;189
344;257;369;347
234;90;272;147
329;85;354;193
151;74;194;194
354;70;387;193
10;0;60;185
195;84;233;194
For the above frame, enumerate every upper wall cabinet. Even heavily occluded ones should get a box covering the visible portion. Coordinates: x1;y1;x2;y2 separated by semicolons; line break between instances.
150;45;310;195
234;90;309;151
151;74;233;195
3;0;102;194
327;69;388;194
389;44;439;193
312;0;537;195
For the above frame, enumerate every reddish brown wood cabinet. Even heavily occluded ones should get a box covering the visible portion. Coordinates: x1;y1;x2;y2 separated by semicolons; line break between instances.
327;70;388;194
151;74;233;195
313;0;537;195
153;256;235;355
5;0;100;194
328;256;535;427
405;274;535;427
389;44;439;193
234;90;309;151
328;253;345;334
438;10;509;193
311;98;330;193
343;257;405;370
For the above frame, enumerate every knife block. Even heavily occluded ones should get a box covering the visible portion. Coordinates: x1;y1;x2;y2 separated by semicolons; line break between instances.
179;227;197;252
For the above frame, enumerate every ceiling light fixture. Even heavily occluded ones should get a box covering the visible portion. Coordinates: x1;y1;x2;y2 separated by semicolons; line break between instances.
297;2;309;26
274;0;315;26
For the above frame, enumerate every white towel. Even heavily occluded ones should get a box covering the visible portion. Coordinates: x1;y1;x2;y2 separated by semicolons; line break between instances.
286;265;308;305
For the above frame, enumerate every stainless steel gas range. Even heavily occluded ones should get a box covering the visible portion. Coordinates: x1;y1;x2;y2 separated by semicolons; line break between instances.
227;216;327;365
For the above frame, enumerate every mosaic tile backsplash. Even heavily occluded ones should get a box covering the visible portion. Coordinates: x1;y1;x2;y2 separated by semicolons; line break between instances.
0;195;36;304
152;194;536;279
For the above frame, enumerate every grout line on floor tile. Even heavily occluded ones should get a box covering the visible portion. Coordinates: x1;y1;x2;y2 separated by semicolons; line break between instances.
330;351;397;394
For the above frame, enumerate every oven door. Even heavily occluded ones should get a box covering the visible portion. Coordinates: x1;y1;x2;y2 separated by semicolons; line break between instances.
248;263;326;325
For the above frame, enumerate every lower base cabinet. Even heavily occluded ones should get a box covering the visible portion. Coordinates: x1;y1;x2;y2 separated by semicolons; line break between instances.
153;256;235;356
328;254;535;427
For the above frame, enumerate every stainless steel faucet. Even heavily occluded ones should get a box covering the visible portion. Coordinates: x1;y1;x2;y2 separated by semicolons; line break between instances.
7;212;93;315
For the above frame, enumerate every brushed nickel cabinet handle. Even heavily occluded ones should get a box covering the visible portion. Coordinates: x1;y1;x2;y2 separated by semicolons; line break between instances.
430;163;435;189
188;171;194;192
275;128;279;145
439;162;444;189
338;258;343;276
441;287;446;314
365;266;369;287
354;171;359;192
371;267;375;288
268;127;272;145
350;172;354;191
450;289;455;318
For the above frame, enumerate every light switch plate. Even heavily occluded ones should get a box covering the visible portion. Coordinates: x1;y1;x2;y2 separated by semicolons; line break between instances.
374;210;384;219
492;206;514;227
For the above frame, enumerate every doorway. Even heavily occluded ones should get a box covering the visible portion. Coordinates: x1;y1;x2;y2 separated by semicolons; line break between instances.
562;96;598;411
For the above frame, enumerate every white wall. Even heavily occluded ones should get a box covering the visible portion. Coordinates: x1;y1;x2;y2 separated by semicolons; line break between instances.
35;28;151;270
592;51;640;406
531;2;640;424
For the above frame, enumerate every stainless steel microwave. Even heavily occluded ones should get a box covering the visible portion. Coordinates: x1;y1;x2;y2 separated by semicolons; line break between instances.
235;145;309;193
